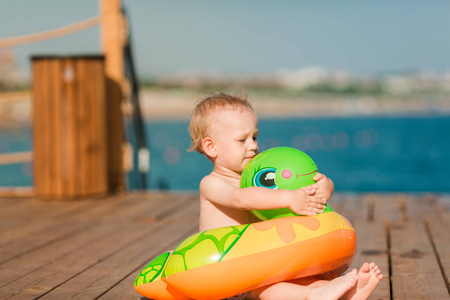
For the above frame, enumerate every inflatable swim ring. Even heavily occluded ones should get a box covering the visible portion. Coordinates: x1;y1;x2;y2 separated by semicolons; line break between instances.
134;147;356;300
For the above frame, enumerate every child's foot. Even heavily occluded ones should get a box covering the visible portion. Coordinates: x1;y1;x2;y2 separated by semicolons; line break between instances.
344;262;383;300
309;269;358;300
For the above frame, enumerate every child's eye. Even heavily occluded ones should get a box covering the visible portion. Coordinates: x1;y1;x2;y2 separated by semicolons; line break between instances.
253;168;278;189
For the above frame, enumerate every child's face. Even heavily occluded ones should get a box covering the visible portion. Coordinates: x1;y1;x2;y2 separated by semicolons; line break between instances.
211;107;259;173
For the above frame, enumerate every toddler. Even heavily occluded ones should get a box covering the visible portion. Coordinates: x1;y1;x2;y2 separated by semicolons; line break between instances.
189;92;382;300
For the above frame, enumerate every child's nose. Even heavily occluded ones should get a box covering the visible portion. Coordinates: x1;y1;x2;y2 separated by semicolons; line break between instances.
249;140;258;150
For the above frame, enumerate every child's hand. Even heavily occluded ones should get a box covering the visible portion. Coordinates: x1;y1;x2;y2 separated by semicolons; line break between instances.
288;189;327;216
305;173;334;203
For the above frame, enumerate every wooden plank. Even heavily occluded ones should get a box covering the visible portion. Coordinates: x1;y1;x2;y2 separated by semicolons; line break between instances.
93;58;108;195
86;58;108;195
105;77;125;193
93;60;108;194
86;60;96;194
31;56;94;199
77;57;89;195
0;193;130;247
61;222;197;300
58;58;69;196
47;58;59;198
39;199;199;299
98;226;199;300
351;221;390;300
426;218;450;295
66;58;78;197
77;57;106;196
40;58;50;196
0;197;62;221
329;193;346;213
390;221;449;299
0;220;123;287
404;194;443;222
0;195;139;258
32;55;112;198
338;194;370;224
0;199;91;243
0;198;31;227
371;193;402;223
0;196;198;299
0;151;32;165
52;58;63;197
2;192;449;299
0;193;191;288
0;194;137;249
32;58;50;196
32;58;42;195
0;91;31;101
0;194;137;263
45;57;53;197
0;193;136;243
436;195;450;220
98;196;199;299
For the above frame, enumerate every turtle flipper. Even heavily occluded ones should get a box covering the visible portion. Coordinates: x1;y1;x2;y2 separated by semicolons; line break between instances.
134;251;191;300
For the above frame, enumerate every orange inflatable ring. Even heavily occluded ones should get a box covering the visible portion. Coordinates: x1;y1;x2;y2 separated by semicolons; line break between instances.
134;148;356;299
134;212;356;300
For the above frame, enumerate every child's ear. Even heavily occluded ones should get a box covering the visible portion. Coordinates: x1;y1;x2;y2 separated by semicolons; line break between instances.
202;137;217;158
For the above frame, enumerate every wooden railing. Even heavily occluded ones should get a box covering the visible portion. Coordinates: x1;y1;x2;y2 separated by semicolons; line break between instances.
0;0;149;198
0;91;31;100
0;151;32;165
0;92;33;197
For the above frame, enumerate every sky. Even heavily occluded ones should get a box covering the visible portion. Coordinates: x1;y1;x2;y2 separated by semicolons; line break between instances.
1;0;450;80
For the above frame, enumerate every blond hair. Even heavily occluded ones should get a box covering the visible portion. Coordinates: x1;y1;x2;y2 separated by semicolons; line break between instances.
188;92;253;154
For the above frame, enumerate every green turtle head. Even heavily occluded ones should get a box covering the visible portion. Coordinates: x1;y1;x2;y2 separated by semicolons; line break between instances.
240;147;332;220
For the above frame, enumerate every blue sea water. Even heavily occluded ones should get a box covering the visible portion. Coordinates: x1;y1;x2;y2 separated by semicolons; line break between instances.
144;115;450;193
2;116;450;193
0;129;33;187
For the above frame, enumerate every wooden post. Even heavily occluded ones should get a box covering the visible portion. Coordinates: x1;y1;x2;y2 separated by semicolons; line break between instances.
32;56;108;199
100;0;126;192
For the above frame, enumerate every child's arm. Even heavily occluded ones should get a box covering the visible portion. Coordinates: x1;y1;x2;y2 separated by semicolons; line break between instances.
305;173;335;202
200;175;326;216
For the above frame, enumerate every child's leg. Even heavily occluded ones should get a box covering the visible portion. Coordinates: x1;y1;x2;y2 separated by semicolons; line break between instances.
248;269;358;300
343;262;383;300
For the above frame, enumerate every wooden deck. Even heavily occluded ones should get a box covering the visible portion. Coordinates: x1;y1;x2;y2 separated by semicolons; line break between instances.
0;192;449;299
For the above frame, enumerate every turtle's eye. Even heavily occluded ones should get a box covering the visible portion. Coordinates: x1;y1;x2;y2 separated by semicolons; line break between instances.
253;168;278;189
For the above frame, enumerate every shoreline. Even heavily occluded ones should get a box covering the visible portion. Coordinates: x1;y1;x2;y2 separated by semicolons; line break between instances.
138;89;450;121
0;89;449;127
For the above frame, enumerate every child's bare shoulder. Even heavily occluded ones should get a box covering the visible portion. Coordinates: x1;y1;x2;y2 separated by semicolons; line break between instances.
200;173;238;201
200;173;228;191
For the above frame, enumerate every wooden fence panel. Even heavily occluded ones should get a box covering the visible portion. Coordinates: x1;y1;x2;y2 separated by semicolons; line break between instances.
32;55;109;199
